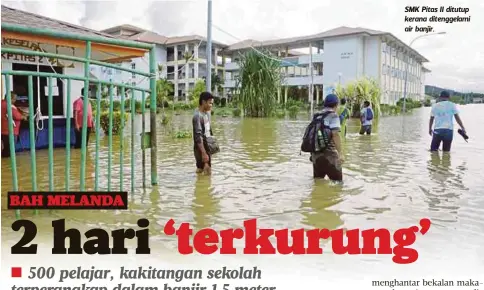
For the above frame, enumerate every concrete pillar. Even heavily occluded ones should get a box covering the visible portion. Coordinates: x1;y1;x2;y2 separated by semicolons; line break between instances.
185;44;189;101
174;45;179;100
308;43;313;105
192;44;199;81
185;44;189;78
284;86;288;105
214;48;218;96
222;55;226;98
285;46;288;82
277;50;282;104
316;86;320;107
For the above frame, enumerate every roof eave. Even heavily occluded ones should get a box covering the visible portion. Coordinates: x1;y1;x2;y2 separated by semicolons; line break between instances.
165;38;228;47
380;33;430;63
223;32;376;52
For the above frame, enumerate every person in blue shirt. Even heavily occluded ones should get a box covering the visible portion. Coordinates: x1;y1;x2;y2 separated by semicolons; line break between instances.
429;91;467;152
359;101;374;135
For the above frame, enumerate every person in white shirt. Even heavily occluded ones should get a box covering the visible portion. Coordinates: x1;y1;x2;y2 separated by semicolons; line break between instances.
429;91;466;152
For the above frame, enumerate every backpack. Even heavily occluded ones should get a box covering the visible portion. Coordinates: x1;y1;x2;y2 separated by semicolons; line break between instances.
366;108;374;121
301;111;333;153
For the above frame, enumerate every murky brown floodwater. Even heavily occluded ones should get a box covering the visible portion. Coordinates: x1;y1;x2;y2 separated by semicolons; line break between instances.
2;105;484;273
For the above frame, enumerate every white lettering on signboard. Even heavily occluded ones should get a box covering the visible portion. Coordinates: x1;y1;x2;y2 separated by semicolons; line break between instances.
1;37;76;68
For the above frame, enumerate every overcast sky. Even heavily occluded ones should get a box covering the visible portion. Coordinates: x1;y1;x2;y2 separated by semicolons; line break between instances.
3;0;483;93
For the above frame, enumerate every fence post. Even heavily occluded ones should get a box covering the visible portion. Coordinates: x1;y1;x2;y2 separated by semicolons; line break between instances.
131;88;135;194
5;78;20;219
95;83;101;191
149;46;158;185
141;91;146;188
48;77;54;192
27;76;38;215
65;79;72;191
120;86;125;192
80;40;91;191
108;85;114;192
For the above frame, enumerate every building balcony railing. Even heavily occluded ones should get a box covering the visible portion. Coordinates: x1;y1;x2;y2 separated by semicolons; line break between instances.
223;75;324;88
224;53;324;71
225;62;239;71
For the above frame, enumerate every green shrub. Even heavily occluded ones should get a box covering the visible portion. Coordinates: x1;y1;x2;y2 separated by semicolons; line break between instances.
113;101;121;111
275;110;286;118
99;111;129;135
287;105;299;118
285;99;304;109
173;102;194;111
161;114;171;125
232;107;241;117
424;98;432;107
215;108;230;117
124;98;131;111
89;99;96;111
173;130;192;139
135;101;142;112
396;98;421;111
100;100;109;111
380;104;402;116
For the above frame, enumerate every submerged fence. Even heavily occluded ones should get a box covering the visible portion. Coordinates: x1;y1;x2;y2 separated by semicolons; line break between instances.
1;23;158;219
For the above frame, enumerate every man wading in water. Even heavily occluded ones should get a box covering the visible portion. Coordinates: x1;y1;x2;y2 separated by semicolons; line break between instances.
429;90;467;152
311;94;344;181
192;92;214;175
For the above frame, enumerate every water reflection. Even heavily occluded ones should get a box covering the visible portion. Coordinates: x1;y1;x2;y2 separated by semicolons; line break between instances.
239;118;280;163
428;152;452;186
1;146;96;194
191;174;220;230
300;179;344;230
424;152;465;218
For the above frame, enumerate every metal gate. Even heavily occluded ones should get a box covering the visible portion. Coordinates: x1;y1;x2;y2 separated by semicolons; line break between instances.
1;23;158;219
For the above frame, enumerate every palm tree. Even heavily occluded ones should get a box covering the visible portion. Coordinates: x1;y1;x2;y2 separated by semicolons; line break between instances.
183;52;194;62
157;64;164;78
156;79;174;109
235;50;282;117
334;77;381;118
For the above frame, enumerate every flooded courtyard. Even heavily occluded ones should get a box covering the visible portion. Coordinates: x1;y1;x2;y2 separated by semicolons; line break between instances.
1;105;484;276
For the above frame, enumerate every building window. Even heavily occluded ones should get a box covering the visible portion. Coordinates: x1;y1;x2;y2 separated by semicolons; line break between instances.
12;63;65;117
131;62;136;79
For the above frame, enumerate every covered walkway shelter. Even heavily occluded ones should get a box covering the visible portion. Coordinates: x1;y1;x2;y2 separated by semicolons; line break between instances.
1;5;158;218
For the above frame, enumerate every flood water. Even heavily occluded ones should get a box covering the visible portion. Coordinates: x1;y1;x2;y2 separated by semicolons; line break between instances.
2;104;484;276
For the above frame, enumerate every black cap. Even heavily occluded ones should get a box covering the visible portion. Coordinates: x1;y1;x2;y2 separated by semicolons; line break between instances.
440;91;450;98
